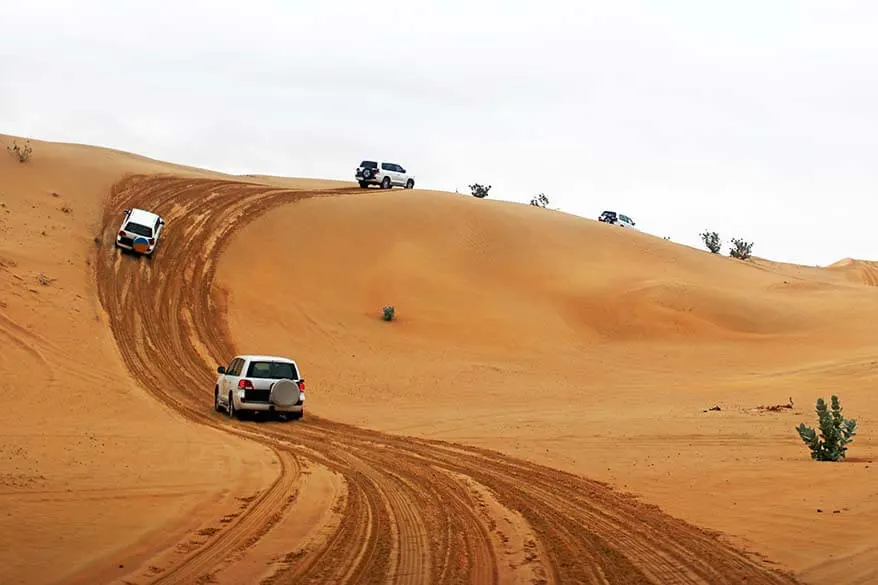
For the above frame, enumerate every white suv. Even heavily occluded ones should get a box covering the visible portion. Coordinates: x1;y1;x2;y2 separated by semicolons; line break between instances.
115;207;165;255
598;210;637;230
355;160;415;189
214;354;305;421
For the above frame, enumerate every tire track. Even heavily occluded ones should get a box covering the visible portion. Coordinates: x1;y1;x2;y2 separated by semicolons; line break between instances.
93;174;801;585
151;449;299;585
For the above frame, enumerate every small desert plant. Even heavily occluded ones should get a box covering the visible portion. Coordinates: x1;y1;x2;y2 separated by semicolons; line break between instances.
529;193;549;207
729;238;753;260
7;140;32;163
469;183;491;199
796;395;857;462
382;305;395;321
700;230;721;254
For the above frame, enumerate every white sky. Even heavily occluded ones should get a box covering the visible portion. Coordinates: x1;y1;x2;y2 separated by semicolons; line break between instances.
2;1;877;266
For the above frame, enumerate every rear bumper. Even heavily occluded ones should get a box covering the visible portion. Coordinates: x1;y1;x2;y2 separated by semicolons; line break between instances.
236;402;303;413
233;391;304;412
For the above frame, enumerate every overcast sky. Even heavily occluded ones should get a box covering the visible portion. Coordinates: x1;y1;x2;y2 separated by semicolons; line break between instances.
3;1;877;266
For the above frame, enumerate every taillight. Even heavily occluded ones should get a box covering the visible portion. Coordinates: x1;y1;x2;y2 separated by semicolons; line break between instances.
148;238;155;245
238;379;253;390
297;380;305;391
118;230;125;236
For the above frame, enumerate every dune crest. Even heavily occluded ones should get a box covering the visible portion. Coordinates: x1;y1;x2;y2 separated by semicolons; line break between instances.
826;257;878;287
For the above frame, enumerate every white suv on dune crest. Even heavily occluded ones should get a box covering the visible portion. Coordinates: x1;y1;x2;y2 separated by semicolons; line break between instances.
598;210;638;230
355;160;415;189
214;354;305;421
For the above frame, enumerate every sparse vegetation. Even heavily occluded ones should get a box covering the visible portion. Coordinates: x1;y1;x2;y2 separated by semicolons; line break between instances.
469;183;491;199
729;238;753;260
753;397;794;412
529;193;549;208
796;395;857;462
700;230;722;254
382;305;395;321
7;140;32;163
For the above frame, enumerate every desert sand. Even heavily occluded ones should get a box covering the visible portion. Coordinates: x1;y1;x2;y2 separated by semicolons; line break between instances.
1;133;875;585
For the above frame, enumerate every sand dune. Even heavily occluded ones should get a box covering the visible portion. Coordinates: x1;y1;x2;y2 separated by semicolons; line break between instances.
0;136;279;584
826;258;878;287
1;133;875;584
221;190;878;583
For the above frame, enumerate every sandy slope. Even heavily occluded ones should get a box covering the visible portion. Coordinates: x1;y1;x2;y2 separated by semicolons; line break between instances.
220;191;878;585
91;173;799;585
0;135;282;585
1;133;872;585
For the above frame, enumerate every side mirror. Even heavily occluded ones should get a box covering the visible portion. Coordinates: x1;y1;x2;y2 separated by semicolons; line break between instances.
217;366;226;374
123;208;130;214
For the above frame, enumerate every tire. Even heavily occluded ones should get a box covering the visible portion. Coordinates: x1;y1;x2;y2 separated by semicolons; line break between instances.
358;181;368;189
269;380;298;407
381;177;391;189
405;179;414;189
289;410;303;421
227;392;238;419
214;388;222;412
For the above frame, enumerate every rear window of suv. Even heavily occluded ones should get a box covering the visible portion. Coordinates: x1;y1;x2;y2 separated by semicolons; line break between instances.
360;161;378;169
125;222;153;236
247;361;299;380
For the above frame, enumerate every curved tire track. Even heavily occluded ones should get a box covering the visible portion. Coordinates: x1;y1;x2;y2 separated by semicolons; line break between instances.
94;174;800;585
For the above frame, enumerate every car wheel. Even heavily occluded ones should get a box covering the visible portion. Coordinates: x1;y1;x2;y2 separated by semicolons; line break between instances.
358;181;368;189
381;177;391;189
214;388;222;412
227;393;237;419
290;410;303;421
405;179;414;189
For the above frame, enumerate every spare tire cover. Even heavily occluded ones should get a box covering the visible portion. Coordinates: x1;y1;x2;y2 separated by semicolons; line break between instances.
132;236;150;253
270;379;298;407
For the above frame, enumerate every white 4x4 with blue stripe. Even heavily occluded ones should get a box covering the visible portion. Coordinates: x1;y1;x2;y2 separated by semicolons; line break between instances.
214;355;306;421
115;207;165;255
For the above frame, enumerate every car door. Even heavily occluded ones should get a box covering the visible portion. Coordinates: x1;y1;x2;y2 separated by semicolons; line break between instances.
385;163;400;186
221;357;240;403
393;164;406;186
229;358;244;398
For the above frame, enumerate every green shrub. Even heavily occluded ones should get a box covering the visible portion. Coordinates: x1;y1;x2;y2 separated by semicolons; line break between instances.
7;140;32;163
795;395;858;461
382;306;395;321
469;183;491;198
729;238;753;260
700;230;721;254
529;193;549;207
